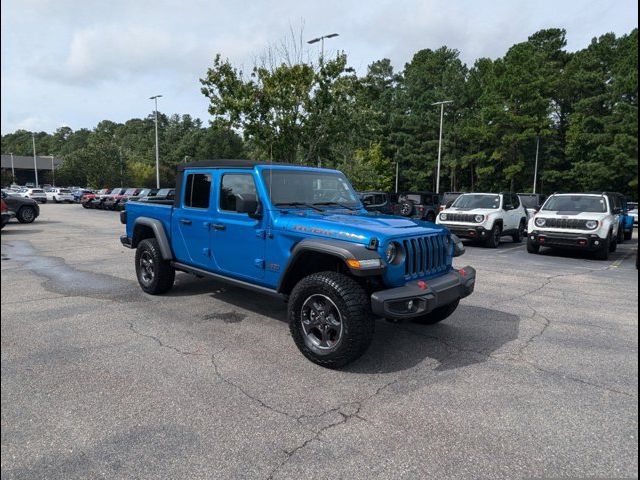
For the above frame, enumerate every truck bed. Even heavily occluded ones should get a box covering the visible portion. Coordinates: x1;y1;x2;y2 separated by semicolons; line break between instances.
124;200;173;240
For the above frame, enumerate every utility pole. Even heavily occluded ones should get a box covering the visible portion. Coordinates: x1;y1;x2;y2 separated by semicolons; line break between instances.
432;100;453;194
46;155;56;186
395;161;399;193
533;135;540;194
9;152;15;183
32;133;39;187
149;95;163;188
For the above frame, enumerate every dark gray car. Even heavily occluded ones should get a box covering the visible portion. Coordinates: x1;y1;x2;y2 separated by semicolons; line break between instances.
1;190;40;224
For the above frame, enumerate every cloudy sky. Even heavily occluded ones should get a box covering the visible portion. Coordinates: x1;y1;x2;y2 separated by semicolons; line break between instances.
1;0;637;134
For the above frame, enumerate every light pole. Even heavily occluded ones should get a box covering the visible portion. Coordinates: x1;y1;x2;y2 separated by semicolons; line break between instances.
9;152;15;184
432;100;453;194
149;95;162;188
45;155;56;186
307;33;339;64
533;136;540;194
32;133;39;187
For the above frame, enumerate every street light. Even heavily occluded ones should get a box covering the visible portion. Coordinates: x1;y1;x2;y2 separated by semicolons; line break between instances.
307;33;339;63
31;133;39;187
45;155;56;186
533;136;540;194
149;95;163;188
432;100;453;194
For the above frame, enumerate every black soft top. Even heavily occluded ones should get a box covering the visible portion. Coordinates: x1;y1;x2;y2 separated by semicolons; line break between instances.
177;159;294;171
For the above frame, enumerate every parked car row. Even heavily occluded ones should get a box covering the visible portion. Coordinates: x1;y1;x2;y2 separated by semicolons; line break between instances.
359;189;636;261
81;188;175;211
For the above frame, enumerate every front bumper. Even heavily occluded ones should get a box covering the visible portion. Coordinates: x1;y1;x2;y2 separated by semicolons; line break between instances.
441;223;489;240
528;231;606;251
371;266;476;319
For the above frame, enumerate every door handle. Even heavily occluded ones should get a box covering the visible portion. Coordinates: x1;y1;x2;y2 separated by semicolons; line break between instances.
213;223;226;231
180;219;192;225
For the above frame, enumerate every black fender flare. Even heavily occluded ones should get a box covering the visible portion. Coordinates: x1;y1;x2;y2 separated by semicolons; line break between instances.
132;217;173;260
277;238;385;293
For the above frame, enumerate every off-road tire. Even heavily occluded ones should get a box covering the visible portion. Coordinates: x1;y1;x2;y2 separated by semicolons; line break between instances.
527;239;540;254
595;238;611;261
16;206;37;224
485;224;502;248
609;232;618;253
399;201;415;217
135;238;175;294
425;212;436;223
512;220;526;243
617;226;625;244
288;271;374;369
412;300;460;325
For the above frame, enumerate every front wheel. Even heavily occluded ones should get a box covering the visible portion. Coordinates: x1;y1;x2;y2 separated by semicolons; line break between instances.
135;238;175;294
411;300;460;325
595;237;611;261
288;271;374;369
485;224;502;248
527;239;540;254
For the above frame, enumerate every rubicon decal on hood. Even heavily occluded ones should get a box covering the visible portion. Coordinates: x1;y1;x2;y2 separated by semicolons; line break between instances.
292;224;367;241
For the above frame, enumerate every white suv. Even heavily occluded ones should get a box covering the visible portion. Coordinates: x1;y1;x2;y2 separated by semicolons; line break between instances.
45;188;74;203
527;193;622;260
19;188;47;203
436;193;528;248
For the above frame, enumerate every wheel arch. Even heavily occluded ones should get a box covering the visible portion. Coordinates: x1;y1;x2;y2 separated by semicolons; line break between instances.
277;238;384;295
132;217;173;260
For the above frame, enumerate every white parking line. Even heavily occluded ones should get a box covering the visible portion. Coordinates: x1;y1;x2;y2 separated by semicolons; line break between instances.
496;244;526;254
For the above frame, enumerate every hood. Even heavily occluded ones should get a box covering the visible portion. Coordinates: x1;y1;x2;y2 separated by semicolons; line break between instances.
277;210;446;244
536;211;609;220
444;207;500;215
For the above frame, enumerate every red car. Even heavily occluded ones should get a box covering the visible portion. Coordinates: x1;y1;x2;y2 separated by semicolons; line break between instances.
1;198;15;229
81;189;111;208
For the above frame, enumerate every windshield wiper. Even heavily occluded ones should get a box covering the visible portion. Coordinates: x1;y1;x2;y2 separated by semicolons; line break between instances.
274;202;324;212
312;201;358;211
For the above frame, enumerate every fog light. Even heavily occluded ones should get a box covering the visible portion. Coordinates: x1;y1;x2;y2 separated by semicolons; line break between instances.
594;240;600;246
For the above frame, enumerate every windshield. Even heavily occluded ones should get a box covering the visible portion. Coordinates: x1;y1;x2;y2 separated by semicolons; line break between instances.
262;170;360;208
518;195;542;208
452;194;501;209
542;195;607;213
59;189;71;194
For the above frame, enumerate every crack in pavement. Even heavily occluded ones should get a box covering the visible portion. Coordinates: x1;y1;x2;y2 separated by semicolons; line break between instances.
126;322;208;357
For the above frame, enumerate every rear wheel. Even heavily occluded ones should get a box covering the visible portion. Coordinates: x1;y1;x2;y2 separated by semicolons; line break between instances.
17;206;37;224
425;212;436;223
399;201;415;217
625;230;633;241
135;238;175;294
512;220;526;243
288;271;374;369
412;300;460;325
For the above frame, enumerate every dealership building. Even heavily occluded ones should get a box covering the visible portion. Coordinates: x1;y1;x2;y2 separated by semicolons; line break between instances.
1;154;63;186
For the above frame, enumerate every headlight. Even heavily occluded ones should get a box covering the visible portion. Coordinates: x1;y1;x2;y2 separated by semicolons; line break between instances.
474;214;485;223
585;220;599;230
440;213;448;221
385;242;398;263
535;217;547;227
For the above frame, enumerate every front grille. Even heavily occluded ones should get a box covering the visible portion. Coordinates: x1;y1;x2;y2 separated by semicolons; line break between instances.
543;218;591;229
402;233;450;278
444;213;477;223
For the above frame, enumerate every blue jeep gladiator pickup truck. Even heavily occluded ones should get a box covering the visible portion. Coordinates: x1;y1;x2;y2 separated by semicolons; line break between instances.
120;160;477;368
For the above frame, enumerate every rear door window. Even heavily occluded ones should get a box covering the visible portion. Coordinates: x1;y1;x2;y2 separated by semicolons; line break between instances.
184;173;212;209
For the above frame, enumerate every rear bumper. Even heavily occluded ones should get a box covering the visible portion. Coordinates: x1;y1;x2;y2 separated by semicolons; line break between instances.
120;235;133;248
442;223;489;240
371;267;476;319
528;231;606;251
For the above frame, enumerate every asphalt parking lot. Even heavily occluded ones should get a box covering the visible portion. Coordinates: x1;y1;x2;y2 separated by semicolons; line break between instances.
1;204;638;479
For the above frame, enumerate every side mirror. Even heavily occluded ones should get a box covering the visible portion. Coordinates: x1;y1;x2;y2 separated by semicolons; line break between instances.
235;193;260;217
362;197;374;206
451;234;466;257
